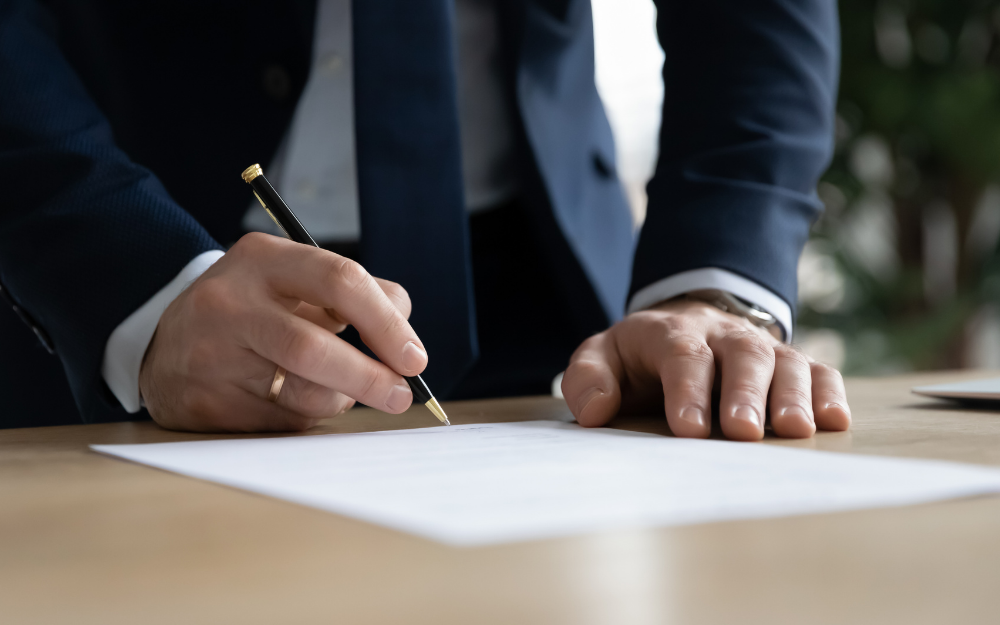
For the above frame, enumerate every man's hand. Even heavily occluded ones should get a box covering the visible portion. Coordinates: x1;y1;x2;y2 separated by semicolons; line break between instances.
139;233;426;432
561;299;851;441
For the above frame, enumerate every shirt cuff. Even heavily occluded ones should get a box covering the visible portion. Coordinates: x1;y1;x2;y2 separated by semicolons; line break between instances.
626;268;794;342
102;250;226;413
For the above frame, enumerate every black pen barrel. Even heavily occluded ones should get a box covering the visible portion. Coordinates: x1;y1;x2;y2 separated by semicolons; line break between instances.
242;164;318;247
405;375;433;404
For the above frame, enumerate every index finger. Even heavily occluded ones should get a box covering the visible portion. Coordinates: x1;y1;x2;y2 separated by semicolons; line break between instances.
241;235;428;377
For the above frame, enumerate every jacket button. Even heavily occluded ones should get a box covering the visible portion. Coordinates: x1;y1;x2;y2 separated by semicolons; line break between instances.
261;64;292;101
592;151;616;179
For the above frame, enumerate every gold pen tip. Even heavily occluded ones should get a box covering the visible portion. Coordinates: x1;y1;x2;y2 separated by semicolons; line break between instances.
425;397;450;425
241;163;263;183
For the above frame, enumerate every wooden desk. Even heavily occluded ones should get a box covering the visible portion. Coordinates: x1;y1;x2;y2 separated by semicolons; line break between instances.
3;371;1000;625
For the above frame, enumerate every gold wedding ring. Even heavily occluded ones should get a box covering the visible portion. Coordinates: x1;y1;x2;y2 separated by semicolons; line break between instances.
267;366;287;403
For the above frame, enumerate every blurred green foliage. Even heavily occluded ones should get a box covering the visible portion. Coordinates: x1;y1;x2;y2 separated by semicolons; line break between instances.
800;0;1000;372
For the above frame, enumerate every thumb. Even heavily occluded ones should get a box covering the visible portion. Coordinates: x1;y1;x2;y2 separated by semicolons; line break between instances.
561;332;623;427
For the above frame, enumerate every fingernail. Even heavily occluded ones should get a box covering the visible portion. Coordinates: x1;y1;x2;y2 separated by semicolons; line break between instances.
579;387;604;420
385;383;412;413
679;406;707;428
824;402;852;421
779;406;813;423
401;341;427;373
732;405;760;427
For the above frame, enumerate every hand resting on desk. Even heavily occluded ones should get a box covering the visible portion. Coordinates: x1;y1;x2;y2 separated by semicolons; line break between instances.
562;299;852;441
139;233;424;432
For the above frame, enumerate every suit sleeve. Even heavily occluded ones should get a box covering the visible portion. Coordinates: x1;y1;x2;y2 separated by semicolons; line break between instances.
0;1;223;423
631;0;839;321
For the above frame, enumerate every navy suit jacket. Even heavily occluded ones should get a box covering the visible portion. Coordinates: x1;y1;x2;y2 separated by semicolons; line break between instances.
0;0;838;426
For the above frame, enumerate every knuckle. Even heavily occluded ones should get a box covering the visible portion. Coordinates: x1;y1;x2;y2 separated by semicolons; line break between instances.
720;320;748;335
233;231;274;257
672;376;712;400
378;310;409;338
774;344;810;367
626;311;673;335
282;327;327;373
647;314;688;337
773;388;812;408
664;336;713;363
727;331;774;362
355;362;384;402
329;257;370;293
816;387;845;402
387;283;412;317
811;361;842;378
625;310;659;324
731;380;768;402
381;279;407;301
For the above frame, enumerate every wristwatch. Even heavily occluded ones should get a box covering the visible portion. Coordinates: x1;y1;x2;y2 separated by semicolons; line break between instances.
683;289;778;332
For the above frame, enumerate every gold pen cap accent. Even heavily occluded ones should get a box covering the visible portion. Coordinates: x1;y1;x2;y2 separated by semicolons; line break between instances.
241;163;263;183
425;397;450;426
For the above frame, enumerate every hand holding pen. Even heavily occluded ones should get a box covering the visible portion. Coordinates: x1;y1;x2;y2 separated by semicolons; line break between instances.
241;164;449;425
135;168;447;432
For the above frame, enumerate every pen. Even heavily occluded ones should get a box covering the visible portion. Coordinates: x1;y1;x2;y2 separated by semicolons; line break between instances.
240;163;451;426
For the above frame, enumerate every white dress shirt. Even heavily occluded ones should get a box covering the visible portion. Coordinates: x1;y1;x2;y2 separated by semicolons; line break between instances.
102;0;792;413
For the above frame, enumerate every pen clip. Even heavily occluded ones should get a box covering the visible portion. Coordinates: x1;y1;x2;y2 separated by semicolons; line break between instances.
253;190;292;240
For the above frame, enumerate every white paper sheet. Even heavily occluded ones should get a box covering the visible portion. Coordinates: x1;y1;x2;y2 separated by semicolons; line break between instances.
92;421;1000;546
913;376;1000;401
